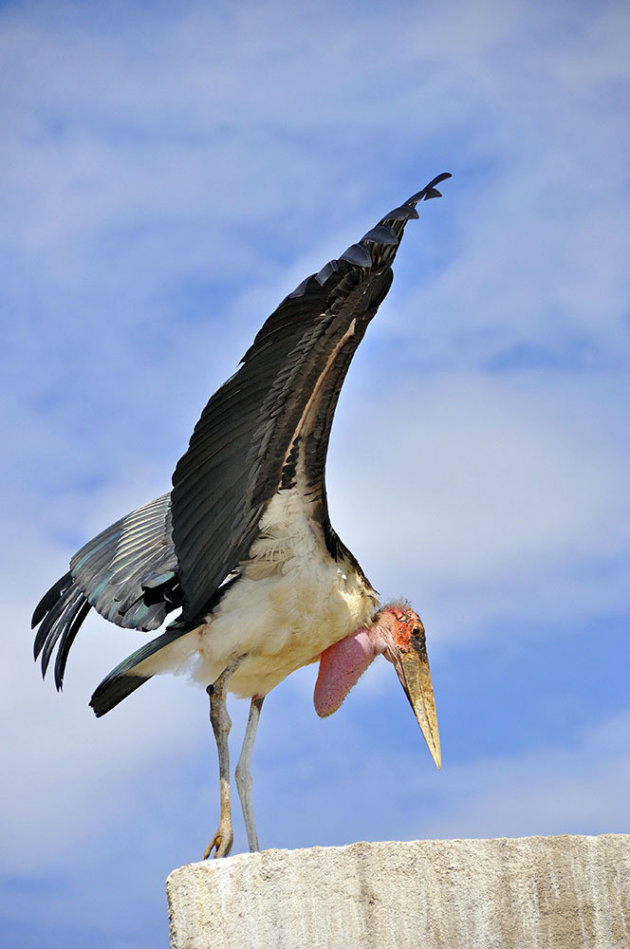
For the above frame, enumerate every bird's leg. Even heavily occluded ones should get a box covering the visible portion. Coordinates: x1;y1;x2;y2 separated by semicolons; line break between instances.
235;695;265;853
203;661;238;859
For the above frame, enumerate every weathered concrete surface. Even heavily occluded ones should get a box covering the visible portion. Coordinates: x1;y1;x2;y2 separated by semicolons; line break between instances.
167;834;630;949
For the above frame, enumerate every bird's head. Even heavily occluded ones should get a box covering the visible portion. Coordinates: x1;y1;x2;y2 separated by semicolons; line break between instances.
314;602;441;770
373;604;441;770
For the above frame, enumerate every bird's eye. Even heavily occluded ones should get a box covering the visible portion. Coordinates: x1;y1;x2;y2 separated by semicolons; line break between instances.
412;625;421;637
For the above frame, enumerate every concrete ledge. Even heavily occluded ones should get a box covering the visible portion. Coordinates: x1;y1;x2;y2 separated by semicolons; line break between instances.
167;834;630;949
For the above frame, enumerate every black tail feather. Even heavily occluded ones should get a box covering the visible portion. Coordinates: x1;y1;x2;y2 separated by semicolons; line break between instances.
89;626;185;715
90;673;151;717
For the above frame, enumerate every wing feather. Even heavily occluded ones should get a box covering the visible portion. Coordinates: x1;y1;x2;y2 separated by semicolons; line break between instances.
32;493;181;686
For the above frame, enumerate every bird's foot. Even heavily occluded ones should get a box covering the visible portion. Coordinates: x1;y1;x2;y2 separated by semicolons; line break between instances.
203;825;234;859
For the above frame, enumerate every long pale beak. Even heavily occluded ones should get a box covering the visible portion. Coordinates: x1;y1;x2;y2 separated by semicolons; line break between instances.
394;642;441;770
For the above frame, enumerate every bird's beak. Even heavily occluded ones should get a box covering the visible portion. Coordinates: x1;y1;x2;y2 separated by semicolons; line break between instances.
393;641;441;770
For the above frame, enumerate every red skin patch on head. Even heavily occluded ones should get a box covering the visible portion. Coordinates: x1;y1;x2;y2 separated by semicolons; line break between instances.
385;608;423;652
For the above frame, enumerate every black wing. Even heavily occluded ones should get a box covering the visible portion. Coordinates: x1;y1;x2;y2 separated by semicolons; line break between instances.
172;173;451;620
32;173;450;691
32;493;180;687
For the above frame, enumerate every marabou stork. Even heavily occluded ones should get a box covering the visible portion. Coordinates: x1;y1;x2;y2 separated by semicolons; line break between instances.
32;173;449;858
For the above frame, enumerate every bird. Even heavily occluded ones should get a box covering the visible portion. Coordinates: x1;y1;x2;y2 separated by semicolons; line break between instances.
32;172;449;858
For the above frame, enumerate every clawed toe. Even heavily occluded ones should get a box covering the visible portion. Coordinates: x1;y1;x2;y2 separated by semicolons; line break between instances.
203;829;233;859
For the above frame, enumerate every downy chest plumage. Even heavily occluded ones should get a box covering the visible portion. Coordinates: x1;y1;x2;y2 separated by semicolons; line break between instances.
141;487;377;698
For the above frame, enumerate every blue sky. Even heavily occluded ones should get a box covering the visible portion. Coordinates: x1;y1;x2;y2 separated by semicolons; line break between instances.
1;0;629;946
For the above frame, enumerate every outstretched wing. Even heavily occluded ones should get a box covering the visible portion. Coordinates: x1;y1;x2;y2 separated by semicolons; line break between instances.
69;492;179;628
32;493;180;687
172;173;450;620
32;173;450;696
